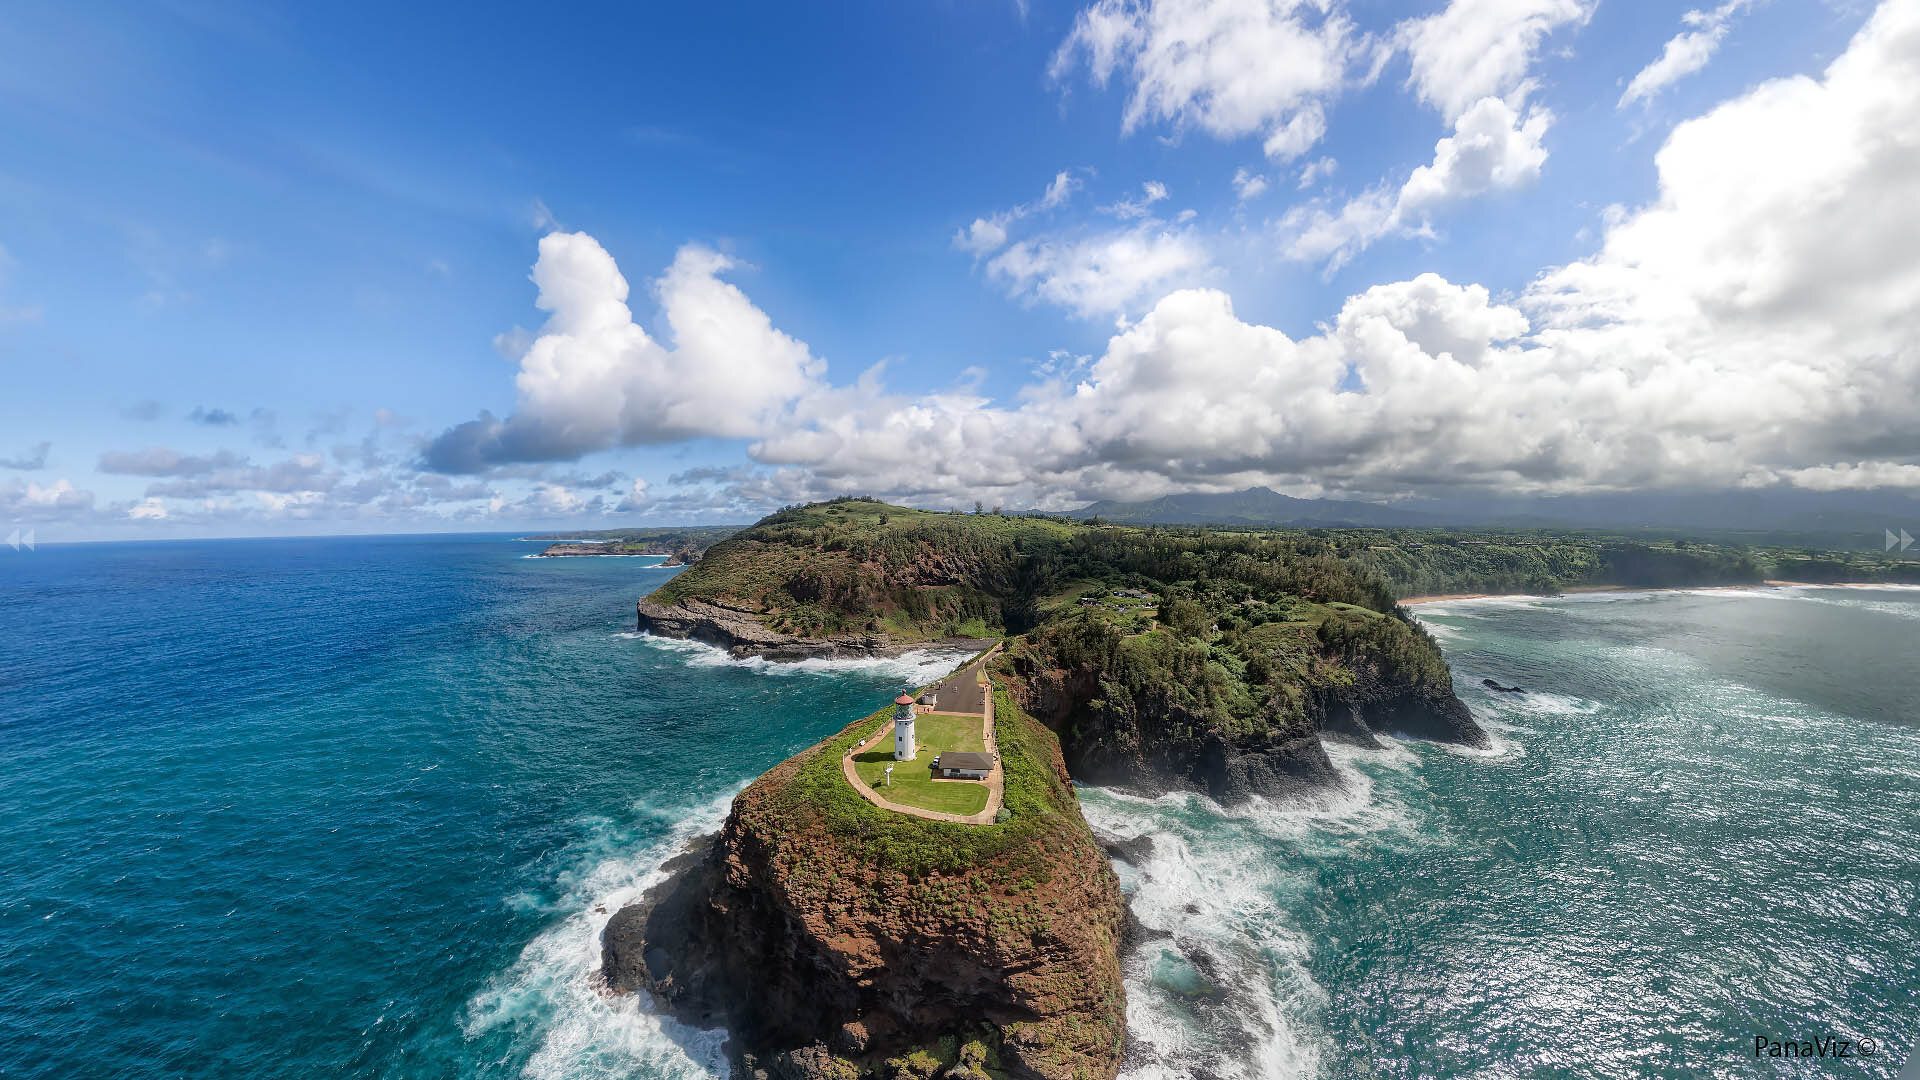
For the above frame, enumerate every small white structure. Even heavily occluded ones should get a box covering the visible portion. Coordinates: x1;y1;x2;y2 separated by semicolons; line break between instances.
892;693;917;761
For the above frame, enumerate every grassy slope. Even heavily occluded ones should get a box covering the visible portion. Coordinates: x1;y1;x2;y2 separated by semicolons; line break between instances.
760;689;1080;877
852;712;992;815
650;499;1078;639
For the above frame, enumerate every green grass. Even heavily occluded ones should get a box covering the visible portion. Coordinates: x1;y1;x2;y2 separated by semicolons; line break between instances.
917;711;988;752
756;675;1080;879
853;712;990;815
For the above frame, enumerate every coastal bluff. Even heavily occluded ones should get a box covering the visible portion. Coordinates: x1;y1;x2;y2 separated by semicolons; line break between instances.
636;596;996;662
602;691;1126;1080
631;498;1490;804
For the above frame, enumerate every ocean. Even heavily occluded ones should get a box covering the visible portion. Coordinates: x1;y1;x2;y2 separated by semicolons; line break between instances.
1;536;1914;1079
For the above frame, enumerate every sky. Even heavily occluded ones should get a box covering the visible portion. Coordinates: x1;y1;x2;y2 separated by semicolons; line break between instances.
1;0;1914;539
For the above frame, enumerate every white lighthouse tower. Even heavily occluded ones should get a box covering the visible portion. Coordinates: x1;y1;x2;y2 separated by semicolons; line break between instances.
892;693;917;761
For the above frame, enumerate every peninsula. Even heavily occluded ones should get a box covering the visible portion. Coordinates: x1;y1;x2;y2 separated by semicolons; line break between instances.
607;498;1920;1078
635;498;1490;802
524;525;737;564
611;498;1916;1077
602;662;1125;1080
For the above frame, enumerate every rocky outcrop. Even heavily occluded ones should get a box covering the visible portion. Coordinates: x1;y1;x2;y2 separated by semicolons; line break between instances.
1005;640;1488;805
538;542;692;559
602;706;1127;1080
1321;668;1491;749
635;597;993;662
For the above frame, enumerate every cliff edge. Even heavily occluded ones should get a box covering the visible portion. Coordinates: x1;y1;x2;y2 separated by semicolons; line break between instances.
603;689;1126;1080
631;499;1488;803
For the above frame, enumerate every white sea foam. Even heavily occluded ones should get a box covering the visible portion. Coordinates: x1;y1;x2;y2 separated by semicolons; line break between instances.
524;553;670;562
620;631;976;683
1085;794;1324;1080
463;791;741;1080
1789;590;1920;621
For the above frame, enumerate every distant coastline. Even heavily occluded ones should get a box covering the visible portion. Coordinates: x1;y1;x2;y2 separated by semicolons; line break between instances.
533;541;673;559
1400;580;1918;606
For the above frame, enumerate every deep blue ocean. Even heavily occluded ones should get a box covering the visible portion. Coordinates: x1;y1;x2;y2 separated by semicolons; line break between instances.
2;535;1915;1079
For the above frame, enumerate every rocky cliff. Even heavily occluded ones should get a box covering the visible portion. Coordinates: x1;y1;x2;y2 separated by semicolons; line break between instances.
635;597;995;662
1002;607;1488;804
602;693;1126;1080
637;499;1490;801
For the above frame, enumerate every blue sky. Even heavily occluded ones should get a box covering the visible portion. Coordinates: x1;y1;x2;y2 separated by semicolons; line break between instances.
2;0;1912;538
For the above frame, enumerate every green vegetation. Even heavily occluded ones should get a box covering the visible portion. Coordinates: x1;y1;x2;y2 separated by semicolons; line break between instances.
652;497;1079;638
853;755;989;815
1255;527;1919;597
752;685;1082;881
852;711;992;816
656;498;1917;795
522;524;737;551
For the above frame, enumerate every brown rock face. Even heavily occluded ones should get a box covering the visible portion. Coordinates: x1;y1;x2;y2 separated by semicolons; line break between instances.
634;597;994;663
1002;626;1488;805
603;704;1127;1080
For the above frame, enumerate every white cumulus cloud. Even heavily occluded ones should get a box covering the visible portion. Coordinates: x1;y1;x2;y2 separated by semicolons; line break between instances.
1398;0;1591;122
424;233;824;472
427;3;1920;511
1276;0;1585;269
1050;0;1359;161
986;223;1213;321
953;171;1083;256
1279;96;1551;270
735;2;1920;504
1619;0;1757;109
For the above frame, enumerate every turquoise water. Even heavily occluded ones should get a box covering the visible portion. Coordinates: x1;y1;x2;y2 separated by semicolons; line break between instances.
1090;588;1920;1079
0;535;968;1079
3;539;1915;1078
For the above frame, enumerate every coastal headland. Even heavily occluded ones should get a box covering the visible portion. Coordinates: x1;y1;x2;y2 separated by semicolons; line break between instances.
603;498;1920;1077
602;672;1126;1080
633;498;1493;804
525;525;739;564
603;498;1516;1078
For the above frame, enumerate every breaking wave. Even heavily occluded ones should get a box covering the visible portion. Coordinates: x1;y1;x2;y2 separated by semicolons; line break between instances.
463;793;740;1080
619;631;976;684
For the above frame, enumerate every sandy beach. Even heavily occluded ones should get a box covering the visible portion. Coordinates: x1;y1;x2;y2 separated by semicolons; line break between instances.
1398;580;1916;606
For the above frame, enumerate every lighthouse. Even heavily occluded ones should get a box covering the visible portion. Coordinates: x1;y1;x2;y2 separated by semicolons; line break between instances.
892;693;917;761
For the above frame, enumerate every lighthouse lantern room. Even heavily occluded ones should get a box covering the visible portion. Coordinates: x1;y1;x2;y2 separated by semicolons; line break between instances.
892;693;917;761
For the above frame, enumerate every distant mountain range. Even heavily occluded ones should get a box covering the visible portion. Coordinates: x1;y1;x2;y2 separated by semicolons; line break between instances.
1057;486;1920;548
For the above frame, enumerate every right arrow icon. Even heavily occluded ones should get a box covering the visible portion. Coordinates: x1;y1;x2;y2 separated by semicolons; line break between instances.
1895;528;1917;552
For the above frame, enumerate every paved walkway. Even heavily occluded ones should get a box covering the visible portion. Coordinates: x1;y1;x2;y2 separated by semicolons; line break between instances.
841;645;1004;825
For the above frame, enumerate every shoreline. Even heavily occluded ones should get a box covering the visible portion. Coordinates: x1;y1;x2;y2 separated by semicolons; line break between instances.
1399;580;1917;606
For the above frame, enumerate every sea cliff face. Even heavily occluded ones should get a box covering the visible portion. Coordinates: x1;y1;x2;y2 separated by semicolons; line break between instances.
1004;619;1488;804
602;697;1127;1080
636;597;994;662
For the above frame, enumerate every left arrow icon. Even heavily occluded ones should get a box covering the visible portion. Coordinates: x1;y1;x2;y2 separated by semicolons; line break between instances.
5;529;18;552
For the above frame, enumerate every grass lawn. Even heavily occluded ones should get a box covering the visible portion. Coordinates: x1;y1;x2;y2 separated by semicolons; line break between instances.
852;712;989;815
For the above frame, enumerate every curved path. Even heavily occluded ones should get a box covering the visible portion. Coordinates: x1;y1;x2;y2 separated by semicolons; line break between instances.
841;645;1003;825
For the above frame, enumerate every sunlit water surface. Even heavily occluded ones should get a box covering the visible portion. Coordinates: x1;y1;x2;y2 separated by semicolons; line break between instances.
2;540;1914;1078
